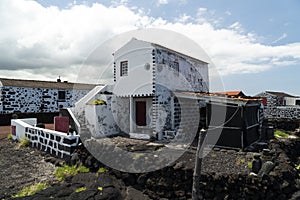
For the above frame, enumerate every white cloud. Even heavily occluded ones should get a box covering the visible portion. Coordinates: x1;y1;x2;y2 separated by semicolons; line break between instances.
0;0;300;83
271;33;288;44
225;11;231;16
156;0;169;6
175;13;191;23
197;7;207;15
229;22;241;30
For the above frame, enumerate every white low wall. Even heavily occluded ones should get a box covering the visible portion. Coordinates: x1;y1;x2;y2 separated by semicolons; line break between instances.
11;118;37;141
11;118;79;158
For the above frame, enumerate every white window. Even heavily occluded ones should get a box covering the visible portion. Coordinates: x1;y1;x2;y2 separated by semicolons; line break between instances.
120;61;128;76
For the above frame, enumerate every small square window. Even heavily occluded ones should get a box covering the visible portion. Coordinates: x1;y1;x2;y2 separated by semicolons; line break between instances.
120;61;128;76
58;91;66;101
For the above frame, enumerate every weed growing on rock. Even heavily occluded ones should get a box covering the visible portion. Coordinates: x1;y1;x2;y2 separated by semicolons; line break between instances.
18;137;30;148
248;161;253;169
97;167;109;174
274;130;289;138
88;99;107;105
7;134;12;140
54;165;90;181
12;182;48;198
75;187;87;193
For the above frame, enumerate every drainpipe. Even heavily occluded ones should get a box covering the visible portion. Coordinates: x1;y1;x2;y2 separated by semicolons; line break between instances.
130;96;134;133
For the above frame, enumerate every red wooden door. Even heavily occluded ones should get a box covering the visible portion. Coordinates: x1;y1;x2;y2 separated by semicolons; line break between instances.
136;101;146;126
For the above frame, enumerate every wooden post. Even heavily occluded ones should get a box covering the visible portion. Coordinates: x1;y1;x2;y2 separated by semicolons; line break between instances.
192;129;207;200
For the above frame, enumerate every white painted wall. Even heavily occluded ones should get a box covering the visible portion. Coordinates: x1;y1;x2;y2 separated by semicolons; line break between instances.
285;97;300;106
11;118;37;140
113;39;154;96
111;96;130;133
155;47;209;93
84;94;121;138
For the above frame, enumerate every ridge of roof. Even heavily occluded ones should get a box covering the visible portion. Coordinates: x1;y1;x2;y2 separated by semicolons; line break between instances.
265;91;297;98
116;38;209;64
0;78;100;90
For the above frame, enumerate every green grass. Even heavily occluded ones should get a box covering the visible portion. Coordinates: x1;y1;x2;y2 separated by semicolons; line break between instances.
18;137;30;148
97;167;109;174
274;130;289;138
248;161;253;169
7;134;13;140
88;99;107;105
12;182;48;198
54;165;90;181
75;187;87;193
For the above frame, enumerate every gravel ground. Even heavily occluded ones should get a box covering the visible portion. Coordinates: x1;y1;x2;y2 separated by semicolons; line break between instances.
0;138;57;199
1;135;297;200
0;136;253;199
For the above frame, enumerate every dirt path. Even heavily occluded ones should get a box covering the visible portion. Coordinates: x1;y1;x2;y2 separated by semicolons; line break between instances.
0;138;57;199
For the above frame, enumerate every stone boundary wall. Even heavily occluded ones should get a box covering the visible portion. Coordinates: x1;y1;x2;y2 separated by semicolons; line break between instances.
275;106;300;119
11;119;79;159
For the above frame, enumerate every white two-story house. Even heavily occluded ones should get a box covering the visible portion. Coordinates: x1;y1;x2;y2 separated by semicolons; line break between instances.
74;38;209;140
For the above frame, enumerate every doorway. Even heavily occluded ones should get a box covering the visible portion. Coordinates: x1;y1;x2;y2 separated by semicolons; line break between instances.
136;101;146;126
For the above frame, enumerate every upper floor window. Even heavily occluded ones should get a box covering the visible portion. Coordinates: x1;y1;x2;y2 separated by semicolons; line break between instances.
58;91;66;101
120;61;128;76
171;61;179;75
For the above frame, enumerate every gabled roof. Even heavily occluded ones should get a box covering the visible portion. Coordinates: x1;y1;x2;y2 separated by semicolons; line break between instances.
114;38;209;64
265;91;297;98
0;78;99;90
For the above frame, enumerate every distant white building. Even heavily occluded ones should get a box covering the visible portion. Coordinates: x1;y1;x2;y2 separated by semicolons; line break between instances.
256;91;300;119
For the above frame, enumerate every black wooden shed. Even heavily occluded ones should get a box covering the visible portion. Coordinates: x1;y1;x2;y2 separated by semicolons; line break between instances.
176;92;263;149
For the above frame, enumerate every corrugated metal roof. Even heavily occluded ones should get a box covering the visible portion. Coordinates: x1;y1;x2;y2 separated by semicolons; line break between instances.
176;91;262;103
0;78;100;90
213;91;246;97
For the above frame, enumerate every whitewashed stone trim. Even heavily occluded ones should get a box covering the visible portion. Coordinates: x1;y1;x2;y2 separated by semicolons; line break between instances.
25;127;79;158
11;118;79;158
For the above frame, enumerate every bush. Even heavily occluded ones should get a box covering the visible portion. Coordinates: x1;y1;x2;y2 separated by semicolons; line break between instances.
54;165;90;181
12;182;48;198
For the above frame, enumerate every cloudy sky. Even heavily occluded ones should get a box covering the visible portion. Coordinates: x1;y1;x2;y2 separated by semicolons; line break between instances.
1;0;300;95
